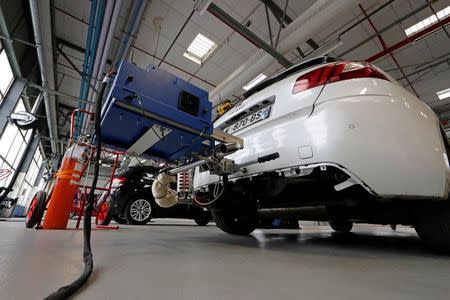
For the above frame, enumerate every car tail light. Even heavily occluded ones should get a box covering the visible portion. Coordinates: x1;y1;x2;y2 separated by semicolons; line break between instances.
112;177;127;185
292;62;389;94
292;65;334;94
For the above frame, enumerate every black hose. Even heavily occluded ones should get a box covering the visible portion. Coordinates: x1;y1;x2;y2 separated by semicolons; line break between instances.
44;76;110;300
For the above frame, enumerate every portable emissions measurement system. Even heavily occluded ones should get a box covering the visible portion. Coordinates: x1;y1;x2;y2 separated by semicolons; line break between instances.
100;61;217;162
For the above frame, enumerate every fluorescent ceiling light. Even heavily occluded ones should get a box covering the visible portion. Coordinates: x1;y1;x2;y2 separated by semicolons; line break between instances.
404;5;450;36
243;74;267;91
183;33;216;65
437;88;450;100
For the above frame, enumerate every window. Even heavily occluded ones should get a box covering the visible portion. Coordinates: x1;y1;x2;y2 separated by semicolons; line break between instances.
243;74;267;91
404;5;450;36
24;148;43;187
437;88;450;100
183;33;217;65
13;145;45;210
0;99;33;188
0;42;15;104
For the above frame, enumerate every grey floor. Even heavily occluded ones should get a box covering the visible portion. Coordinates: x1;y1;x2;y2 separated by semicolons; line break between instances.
0;219;449;300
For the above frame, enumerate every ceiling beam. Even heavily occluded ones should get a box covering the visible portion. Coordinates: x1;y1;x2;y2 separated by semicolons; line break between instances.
259;0;304;57
56;44;99;94
56;37;85;54
340;1;429;57
207;2;292;68
27;82;96;106
259;0;293;26
367;14;450;62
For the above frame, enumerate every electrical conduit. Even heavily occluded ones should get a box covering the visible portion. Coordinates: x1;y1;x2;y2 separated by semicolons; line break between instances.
76;0;107;137
83;0;123;132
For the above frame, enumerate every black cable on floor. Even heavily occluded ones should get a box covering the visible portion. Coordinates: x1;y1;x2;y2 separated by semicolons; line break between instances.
44;75;111;300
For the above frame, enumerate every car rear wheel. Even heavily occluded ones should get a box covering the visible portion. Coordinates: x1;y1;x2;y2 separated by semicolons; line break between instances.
194;211;210;226
414;202;450;253
125;195;153;225
329;220;353;233
211;193;257;236
212;207;257;235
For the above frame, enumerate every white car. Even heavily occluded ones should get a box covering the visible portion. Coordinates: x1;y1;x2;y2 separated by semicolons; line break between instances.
193;56;450;252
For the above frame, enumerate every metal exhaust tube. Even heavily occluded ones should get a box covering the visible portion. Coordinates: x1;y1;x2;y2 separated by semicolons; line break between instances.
258;206;328;221
167;160;207;176
219;143;239;154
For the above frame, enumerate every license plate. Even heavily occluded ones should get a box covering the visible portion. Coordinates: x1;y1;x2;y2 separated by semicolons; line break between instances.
224;105;271;134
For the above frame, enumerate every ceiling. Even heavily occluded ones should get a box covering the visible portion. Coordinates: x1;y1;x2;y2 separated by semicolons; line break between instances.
51;0;450;140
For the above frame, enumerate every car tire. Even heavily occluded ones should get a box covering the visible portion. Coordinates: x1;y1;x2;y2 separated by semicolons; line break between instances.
124;194;153;225
194;211;210;226
211;203;257;235
113;215;128;224
97;200;112;225
414;202;450;253
329;220;353;233
25;191;47;228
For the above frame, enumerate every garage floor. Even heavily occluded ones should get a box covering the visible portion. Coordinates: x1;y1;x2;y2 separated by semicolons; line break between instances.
0;219;449;300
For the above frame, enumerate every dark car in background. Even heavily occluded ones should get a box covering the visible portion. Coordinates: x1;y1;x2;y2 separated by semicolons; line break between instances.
99;165;211;226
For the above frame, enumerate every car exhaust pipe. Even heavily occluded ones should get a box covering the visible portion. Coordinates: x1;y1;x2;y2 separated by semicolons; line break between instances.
258;206;329;221
152;173;178;208
219;143;239;154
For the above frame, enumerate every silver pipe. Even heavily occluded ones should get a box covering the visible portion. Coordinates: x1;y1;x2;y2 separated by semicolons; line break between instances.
29;0;57;153
83;0;123;132
111;0;148;67
258;206;328;220
115;101;217;141
167;160;207;175
94;0;123;92
27;83;97;106
27;82;96;106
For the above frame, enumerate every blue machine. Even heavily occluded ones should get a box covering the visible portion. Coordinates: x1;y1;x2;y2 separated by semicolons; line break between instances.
100;61;214;162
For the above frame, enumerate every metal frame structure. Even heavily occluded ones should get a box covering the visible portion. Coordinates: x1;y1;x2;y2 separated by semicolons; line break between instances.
207;2;292;68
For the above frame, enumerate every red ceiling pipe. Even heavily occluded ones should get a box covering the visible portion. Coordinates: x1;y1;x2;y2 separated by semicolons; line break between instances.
367;14;450;62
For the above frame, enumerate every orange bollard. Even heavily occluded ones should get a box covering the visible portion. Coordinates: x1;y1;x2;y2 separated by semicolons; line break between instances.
42;144;87;229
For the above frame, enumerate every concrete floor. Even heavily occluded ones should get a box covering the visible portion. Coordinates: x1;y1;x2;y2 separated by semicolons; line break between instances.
0;219;449;300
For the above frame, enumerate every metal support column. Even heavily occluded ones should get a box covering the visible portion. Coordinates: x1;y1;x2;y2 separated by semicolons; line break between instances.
0;79;27;132
0;6;23;77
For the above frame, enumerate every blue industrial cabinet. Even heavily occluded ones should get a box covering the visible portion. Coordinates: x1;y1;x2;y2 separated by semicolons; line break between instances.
100;61;213;162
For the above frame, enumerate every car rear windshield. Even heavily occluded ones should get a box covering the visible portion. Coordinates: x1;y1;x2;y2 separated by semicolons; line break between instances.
243;56;338;98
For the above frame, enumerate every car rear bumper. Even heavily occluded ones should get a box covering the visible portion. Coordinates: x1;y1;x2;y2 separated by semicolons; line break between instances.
195;81;450;200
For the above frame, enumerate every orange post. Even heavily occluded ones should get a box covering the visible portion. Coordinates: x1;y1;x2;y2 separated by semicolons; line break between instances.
42;144;87;229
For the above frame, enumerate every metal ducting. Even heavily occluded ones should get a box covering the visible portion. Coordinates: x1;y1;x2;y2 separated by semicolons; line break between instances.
29;0;58;153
